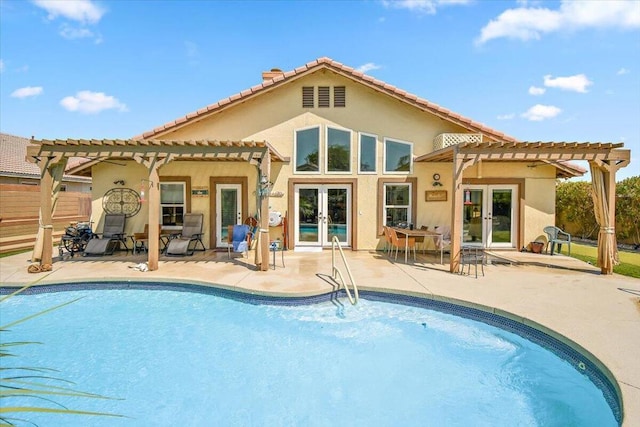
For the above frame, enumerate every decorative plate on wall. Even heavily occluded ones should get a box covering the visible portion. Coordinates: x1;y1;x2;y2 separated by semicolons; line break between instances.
102;188;141;218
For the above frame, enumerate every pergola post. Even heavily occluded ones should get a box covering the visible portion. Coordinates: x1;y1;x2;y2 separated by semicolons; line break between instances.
31;155;67;270
147;167;161;271
449;151;475;274
134;154;169;271
259;154;271;271
589;157;629;275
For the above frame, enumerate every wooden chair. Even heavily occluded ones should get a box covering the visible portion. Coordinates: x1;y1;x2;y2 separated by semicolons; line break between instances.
382;226;393;254
388;227;417;261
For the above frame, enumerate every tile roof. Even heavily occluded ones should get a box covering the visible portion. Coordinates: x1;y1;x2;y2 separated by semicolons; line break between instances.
134;57;519;143
0;133;91;181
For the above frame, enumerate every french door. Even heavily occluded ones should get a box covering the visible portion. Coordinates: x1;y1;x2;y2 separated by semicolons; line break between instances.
462;185;518;249
294;184;350;248
216;184;242;247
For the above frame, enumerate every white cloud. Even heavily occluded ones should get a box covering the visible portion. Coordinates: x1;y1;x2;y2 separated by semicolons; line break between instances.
381;0;471;15
497;113;515;120
59;23;94;39
521;104;562;121
60;90;128;114
0;59;4;73
476;0;640;44
616;68;630;75
528;86;545;95
356;62;382;73
543;74;592;93
33;0;105;24
11;86;43;98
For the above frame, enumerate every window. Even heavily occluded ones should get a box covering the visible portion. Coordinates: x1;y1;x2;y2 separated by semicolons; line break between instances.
334;86;345;107
377;178;417;234
302;86;314;108
384;138;412;173
358;133;377;173
160;182;186;229
326;127;351;173
383;184;412;227
318;86;330;108
294;126;320;173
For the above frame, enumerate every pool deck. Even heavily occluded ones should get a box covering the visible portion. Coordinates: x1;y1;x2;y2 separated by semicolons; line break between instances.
1;249;639;425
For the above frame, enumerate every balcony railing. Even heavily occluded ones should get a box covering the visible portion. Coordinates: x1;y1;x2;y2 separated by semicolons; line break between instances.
433;133;483;151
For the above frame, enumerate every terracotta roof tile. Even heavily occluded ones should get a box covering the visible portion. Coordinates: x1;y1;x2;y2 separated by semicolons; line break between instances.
134;57;520;143
0;133;90;181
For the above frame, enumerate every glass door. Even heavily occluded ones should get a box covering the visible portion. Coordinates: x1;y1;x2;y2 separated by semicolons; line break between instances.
462;185;517;249
294;185;350;248
216;184;242;247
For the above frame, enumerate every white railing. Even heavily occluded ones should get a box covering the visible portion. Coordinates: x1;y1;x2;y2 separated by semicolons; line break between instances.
331;236;359;305
433;133;483;151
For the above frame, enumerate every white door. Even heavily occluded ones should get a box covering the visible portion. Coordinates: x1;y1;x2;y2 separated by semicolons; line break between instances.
294;184;350;248
216;184;242;247
462;185;517;249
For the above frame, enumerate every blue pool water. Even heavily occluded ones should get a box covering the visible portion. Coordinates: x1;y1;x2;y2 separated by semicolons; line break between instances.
2;286;618;426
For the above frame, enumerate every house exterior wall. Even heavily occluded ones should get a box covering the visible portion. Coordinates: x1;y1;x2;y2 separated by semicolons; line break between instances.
90;70;557;251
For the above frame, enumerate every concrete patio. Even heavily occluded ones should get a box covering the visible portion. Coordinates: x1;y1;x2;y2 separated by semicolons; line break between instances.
1;249;639;425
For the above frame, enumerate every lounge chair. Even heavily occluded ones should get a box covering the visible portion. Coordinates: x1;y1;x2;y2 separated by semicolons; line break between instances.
83;214;128;256
227;224;252;258
543;226;571;256
165;213;205;256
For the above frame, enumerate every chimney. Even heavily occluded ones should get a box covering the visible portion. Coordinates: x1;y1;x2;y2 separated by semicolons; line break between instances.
262;68;284;82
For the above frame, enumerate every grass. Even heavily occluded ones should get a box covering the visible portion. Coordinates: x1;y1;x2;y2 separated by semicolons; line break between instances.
555;242;640;279
0;249;32;259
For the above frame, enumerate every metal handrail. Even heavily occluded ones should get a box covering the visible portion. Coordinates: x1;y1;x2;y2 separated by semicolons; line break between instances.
331;236;358;305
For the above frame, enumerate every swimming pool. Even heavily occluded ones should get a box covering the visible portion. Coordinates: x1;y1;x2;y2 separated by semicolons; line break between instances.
1;283;620;426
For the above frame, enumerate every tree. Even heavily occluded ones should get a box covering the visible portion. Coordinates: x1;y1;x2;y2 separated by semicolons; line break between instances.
616;176;640;248
555;181;598;239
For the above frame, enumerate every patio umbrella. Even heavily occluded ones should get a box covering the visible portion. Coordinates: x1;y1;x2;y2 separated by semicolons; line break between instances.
589;162;619;273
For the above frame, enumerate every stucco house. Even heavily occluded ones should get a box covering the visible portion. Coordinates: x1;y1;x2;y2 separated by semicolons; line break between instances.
26;57;630;273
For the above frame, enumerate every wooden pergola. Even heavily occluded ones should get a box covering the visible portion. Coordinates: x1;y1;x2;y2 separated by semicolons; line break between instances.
415;141;631;275
26;139;289;272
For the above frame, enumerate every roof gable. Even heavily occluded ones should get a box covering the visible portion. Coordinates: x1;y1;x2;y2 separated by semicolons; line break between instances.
135;57;518;143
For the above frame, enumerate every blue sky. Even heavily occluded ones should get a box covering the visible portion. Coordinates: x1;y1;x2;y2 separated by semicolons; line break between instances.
1;0;638;180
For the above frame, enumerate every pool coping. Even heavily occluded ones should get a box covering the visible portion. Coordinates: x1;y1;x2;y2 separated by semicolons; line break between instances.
2;278;623;424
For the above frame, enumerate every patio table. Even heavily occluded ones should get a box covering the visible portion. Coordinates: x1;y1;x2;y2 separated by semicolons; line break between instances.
391;227;443;264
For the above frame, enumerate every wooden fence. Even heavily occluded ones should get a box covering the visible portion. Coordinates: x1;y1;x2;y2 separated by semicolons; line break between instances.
0;184;92;254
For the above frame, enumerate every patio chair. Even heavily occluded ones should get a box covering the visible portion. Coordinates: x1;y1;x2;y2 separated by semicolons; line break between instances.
83;214;128;256
227;224;252;258
543;226;571;256
459;245;485;278
165;213;205;256
388;227;417;261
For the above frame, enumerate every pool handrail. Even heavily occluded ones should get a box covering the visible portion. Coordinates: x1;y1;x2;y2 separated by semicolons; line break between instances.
331;236;358;305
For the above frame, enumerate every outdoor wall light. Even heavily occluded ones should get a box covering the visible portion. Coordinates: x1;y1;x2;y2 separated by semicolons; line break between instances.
139;179;155;203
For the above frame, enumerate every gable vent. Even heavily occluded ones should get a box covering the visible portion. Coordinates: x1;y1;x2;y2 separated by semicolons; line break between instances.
318;86;330;108
334;86;346;107
302;86;314;108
